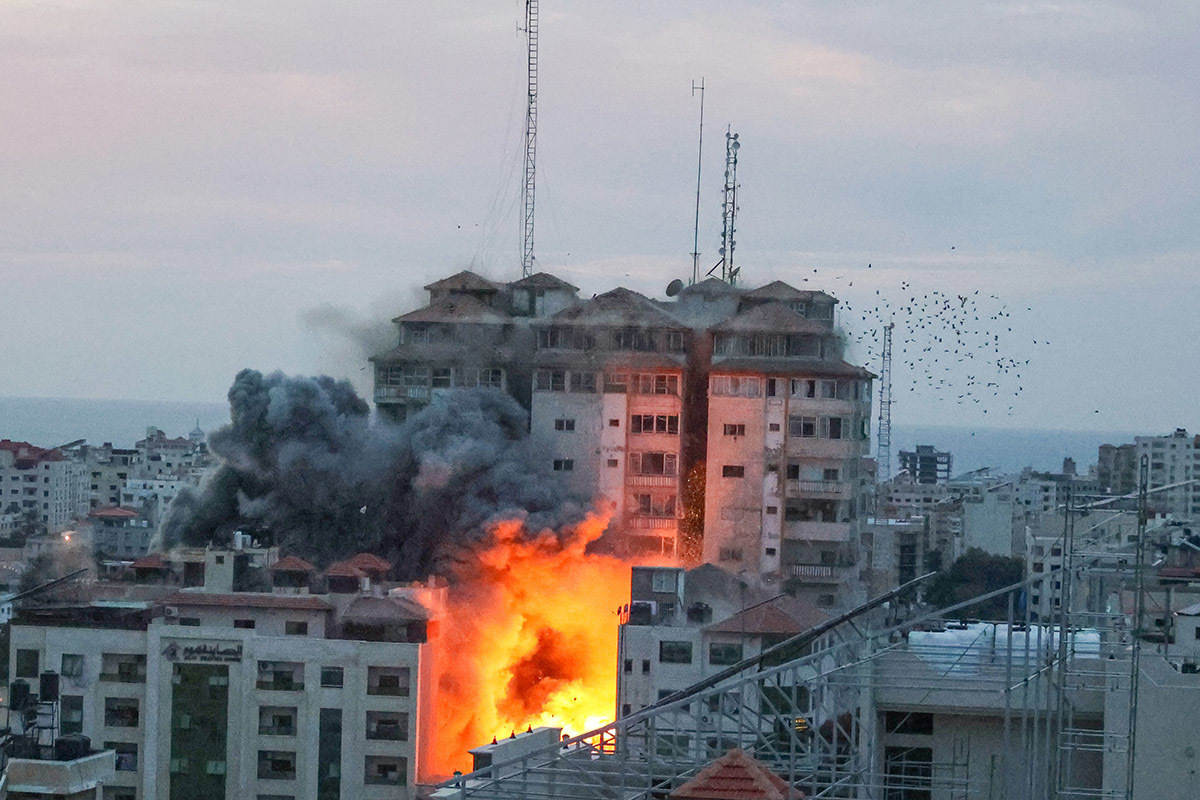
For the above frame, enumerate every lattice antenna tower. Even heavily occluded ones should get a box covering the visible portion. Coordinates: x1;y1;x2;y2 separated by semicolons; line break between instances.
709;128;740;285
876;322;895;481
520;0;539;278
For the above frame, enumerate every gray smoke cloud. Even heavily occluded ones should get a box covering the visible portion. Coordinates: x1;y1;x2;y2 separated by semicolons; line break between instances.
160;369;587;577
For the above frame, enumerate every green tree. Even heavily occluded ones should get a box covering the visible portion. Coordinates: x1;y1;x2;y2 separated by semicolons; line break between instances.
924;548;1024;620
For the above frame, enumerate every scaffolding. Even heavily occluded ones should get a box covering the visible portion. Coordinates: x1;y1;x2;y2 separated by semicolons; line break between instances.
433;572;1113;800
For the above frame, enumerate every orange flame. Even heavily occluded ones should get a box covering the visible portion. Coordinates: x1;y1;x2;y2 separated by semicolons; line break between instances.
426;513;639;779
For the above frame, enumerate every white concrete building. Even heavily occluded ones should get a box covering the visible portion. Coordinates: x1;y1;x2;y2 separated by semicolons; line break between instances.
1137;428;1200;518
0;440;90;535
9;546;441;800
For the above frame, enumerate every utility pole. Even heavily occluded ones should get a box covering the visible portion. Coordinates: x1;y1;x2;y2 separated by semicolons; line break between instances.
521;0;538;278
689;79;705;285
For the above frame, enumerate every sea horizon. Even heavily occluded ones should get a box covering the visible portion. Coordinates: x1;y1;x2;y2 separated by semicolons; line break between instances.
0;394;1154;477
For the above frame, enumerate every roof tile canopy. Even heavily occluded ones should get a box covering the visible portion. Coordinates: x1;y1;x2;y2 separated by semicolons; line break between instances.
710;302;829;335
548;287;684;329
704;595;829;637
269;555;316;573
669;748;803;800
423;270;499;293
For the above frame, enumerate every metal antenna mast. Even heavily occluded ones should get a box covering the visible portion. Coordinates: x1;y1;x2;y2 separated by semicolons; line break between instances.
876;322;895;480
520;0;539;278
689;79;705;285
709;128;740;285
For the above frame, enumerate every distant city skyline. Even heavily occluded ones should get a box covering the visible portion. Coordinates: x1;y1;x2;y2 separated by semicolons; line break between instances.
2;3;1197;432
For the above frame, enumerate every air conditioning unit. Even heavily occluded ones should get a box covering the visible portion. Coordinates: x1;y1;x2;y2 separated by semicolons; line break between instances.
164;606;179;618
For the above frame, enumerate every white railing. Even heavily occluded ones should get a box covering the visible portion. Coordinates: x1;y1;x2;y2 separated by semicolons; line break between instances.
786;480;848;496
627;475;677;488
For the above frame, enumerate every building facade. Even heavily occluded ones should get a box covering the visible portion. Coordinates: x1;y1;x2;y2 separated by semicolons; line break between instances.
0;440;90;535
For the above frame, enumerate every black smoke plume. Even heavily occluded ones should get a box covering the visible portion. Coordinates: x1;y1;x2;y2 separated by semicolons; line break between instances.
161;369;586;577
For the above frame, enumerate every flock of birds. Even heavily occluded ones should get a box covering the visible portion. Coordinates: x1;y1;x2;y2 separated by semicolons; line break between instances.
824;263;1049;418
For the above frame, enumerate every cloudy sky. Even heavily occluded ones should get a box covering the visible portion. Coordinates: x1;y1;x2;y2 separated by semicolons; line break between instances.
2;1;1197;432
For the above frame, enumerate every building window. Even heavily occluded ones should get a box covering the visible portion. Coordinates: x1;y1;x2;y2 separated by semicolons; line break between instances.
769;423;781;432
666;331;685;352
234;619;255;629
104;697;140;728
367;666;410;697
723;424;746;437
365;756;407;786
179;617;201;626
641;659;651;674
659;641;693;664
320;667;344;688
15;649;38;679
710;375;760;397
554;418;576;431
431;368;453;388
553;459;574;472
366;710;409;741
535;369;566;392
61;653;84;678
765;547;777;556
722;465;745;478
570;372;597;393
607;459;619;468
259;707;298;736
258;750;297;781
608;418;620;427
788;416;818;438
718;547;743;562
284;621;308;636
632;414;679;435
885;711;934;735
651;570;677;593
708;642;744;666
623;659;633;674
61;695;84;735
105;741;138;772
635;494;677;517
101;654;146;683
766;506;778;515
630;452;677;476
823;468;840;481
478;368;504;388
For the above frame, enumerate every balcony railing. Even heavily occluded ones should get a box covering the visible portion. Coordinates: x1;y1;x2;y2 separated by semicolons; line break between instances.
786;480;848;497
629;517;678;529
374;386;430;401
99;671;146;684
785;564;848;583
256;680;304;692
783;521;852;542
627;475;677;488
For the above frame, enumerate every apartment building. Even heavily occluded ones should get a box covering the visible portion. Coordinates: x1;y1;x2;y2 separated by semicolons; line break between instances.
1136;429;1200;518
701;296;873;605
0;440;90;534
89;506;155;559
9;544;441;800
371;270;875;594
528;289;692;556
616;565;829;719
898;445;952;485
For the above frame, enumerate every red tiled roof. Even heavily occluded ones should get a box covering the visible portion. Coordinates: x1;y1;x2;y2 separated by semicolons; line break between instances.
710;302;829;335
160;591;331;611
323;562;366;579
705;595;830;637
89;507;141;519
345;553;391;574
131;553;169;570
0;439;66;465
424;270;499;293
670;749;803;800
269;555;316;573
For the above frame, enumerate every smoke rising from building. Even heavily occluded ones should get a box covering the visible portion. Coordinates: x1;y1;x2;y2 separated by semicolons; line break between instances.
161;369;587;575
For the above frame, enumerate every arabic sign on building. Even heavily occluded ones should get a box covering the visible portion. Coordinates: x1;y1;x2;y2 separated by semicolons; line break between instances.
162;640;243;663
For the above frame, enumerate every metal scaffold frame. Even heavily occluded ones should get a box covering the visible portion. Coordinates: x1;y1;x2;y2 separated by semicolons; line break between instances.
433;572;1121;800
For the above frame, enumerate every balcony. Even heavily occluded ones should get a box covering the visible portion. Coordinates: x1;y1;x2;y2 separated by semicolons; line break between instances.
787;480;848;498
782;521;852;542
374;386;429;401
627;475;677;488
785;563;849;583
628;517;678;530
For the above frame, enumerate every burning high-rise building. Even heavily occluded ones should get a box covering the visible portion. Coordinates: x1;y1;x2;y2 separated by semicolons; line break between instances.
370;271;874;605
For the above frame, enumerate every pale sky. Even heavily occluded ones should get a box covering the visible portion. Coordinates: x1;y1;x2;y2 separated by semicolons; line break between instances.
2;1;1198;433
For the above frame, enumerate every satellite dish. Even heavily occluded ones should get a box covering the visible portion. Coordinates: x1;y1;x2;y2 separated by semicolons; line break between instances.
665;279;684;297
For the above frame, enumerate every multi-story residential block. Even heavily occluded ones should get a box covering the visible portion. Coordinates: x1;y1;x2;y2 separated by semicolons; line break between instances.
9;544;441;800
1098;442;1138;496
529;288;692;556
1136;429;1200;518
89;506;155;559
86;444;142;510
0;440;90;534
371;271;875;596
616;565;829;719
898;445;952;484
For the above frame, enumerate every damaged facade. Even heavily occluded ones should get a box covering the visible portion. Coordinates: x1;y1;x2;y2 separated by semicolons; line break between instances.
371;271;873;602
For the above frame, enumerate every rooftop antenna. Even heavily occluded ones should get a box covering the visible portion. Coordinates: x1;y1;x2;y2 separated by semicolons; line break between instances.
876;322;895;481
520;0;539;278
708;128;740;285
689;79;705;285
